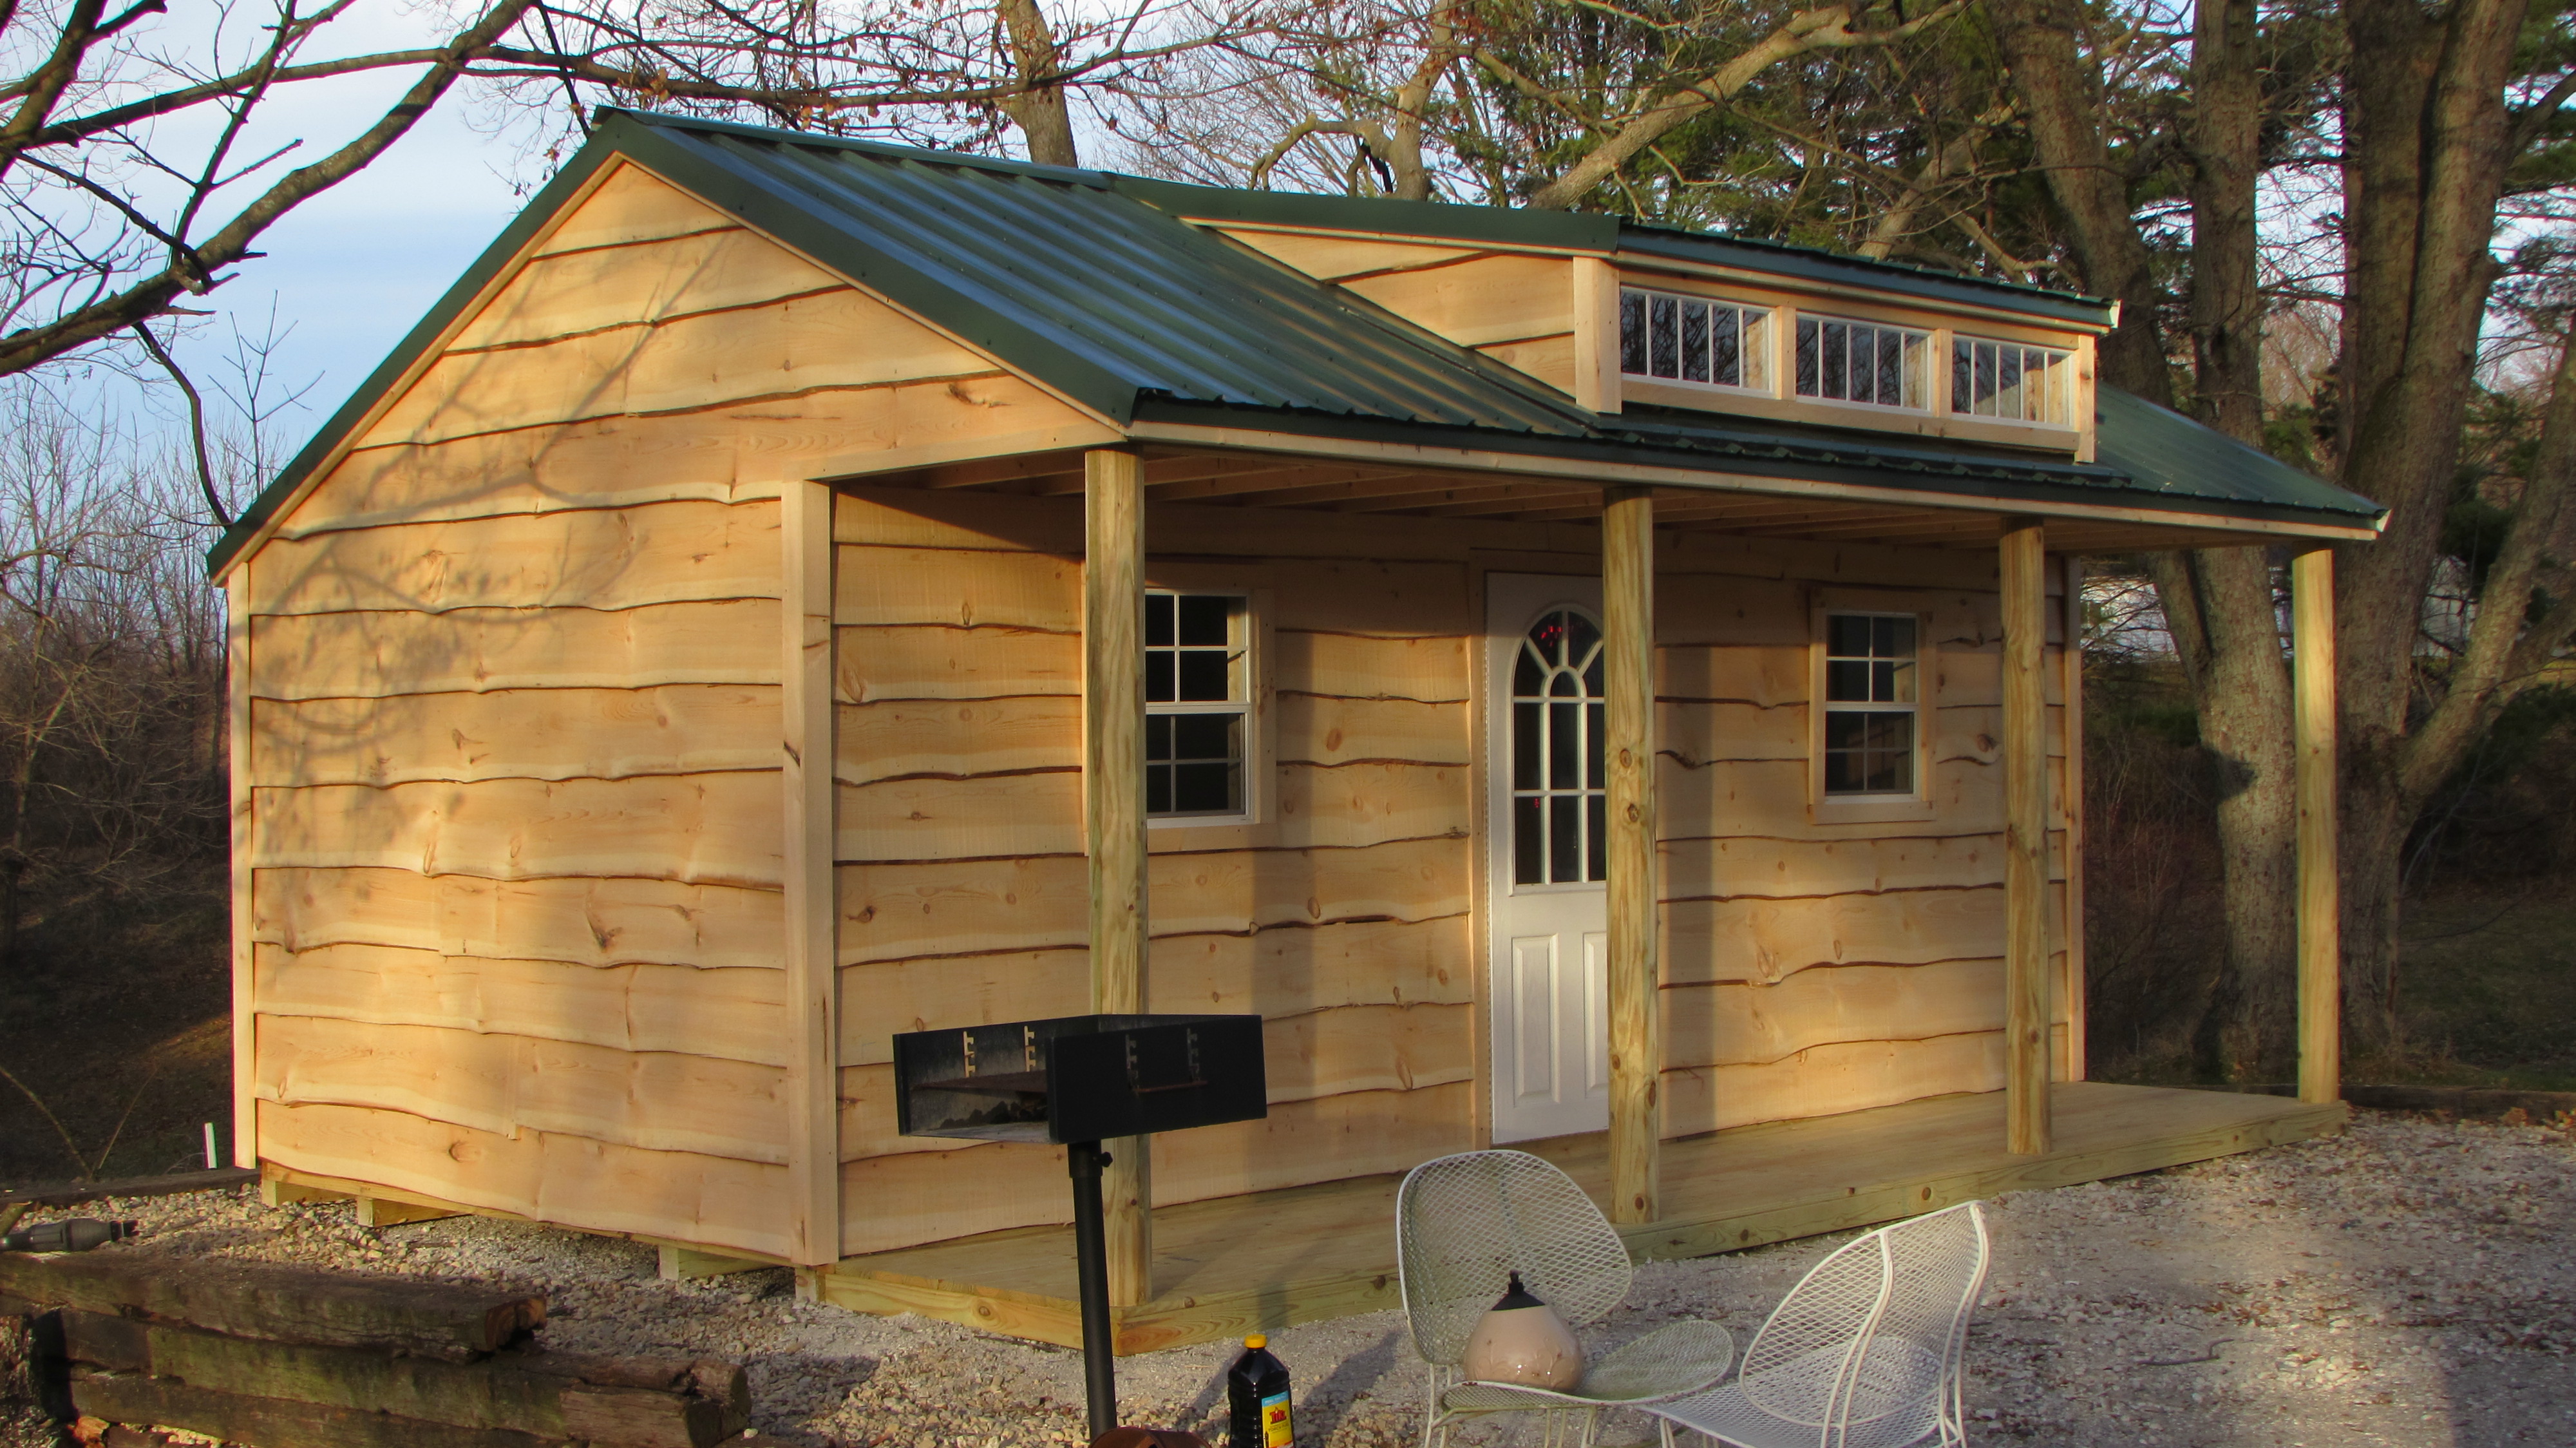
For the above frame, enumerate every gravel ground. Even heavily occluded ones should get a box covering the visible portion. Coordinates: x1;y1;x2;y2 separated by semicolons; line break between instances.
4;1109;2572;1447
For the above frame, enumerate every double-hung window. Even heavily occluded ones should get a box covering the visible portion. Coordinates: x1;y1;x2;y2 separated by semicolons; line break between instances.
1795;316;1931;410
1145;590;1251;819
1821;613;1920;795
1620;287;1770;391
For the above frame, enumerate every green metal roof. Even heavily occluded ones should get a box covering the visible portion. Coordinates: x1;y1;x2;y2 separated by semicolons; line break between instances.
207;110;2380;576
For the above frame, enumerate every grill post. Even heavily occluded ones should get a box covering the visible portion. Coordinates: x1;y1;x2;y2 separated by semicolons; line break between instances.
1068;1138;1118;1438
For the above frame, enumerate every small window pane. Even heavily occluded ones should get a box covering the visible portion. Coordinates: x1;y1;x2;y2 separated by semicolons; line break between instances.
1586;702;1605;790
1878;333;1904;407
1549;795;1583;884
1586;793;1607;882
1177;595;1228;645
1145;593;1174;647
1797;318;1819;395
1549;701;1580;789
1849;326;1876;404
1649;294;1679;377
1822;321;1848;399
1513;701;1541;790
1566;612;1601;662
1951;339;1973;414
1681;301;1709;383
1975;343;1997;412
1171;712;1234;757
1824;712;1868;750
1147;765;1174;814
1146;651;1176;703
1172;761;1239;814
1712;308;1741;387
1826;659;1870;701
1997;347;2024;421
1514;796;1545;885
1515;644;1544;698
1827;614;1872;656
1620;291;1649;376
1177;649;1229;701
1146;714;1174;761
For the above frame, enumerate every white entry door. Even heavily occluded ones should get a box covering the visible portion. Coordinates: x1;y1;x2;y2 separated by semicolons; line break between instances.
1484;574;1611;1143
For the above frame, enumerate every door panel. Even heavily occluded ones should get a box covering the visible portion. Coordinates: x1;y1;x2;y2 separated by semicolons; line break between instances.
1486;574;1610;1143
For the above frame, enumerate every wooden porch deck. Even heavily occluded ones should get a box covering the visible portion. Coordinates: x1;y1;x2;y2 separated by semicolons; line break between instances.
813;1082;2344;1355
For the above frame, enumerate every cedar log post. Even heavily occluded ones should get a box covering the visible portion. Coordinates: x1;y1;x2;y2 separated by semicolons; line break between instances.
2293;549;2342;1105
2000;522;2052;1155
1084;448;1153;1306
780;481;842;1271
1603;486;1662;1223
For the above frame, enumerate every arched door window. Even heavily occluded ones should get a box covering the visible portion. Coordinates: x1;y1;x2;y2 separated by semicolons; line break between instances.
1510;608;1606;886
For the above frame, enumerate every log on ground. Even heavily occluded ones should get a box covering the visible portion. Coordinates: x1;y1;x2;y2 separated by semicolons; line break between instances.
0;1253;541;1360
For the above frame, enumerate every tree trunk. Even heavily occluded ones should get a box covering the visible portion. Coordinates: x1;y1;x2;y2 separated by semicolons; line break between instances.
996;0;1079;167
2329;0;2530;1051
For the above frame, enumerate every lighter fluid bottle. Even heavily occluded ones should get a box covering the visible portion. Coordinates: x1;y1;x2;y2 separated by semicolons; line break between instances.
1227;1333;1293;1448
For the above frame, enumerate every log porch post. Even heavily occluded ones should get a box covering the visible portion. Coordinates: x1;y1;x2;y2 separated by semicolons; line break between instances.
781;480;843;1271
1084;448;1153;1306
2000;522;2052;1155
2293;548;2342;1106
1603;486;1662;1223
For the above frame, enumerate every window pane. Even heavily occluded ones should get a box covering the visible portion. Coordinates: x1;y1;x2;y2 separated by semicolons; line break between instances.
1951;339;1972;414
1171;712;1236;759
1586;701;1605;790
1582;647;1604;698
1172;762;1239;814
1513;701;1541;790
1145;593;1174;647
1514;795;1545;884
1712;307;1740;386
1146;651;1176;703
1586;793;1607;882
1996;346;2023;421
1177;595;1229;646
1826;660;1870;701
1886;659;1917;704
1549;668;1580;698
1824;712;1868;749
1650;294;1679;377
1797;317;1819;396
1879;331;1904;407
1848;326;1875;404
1822;321;1848;399
1827;614;1872;656
1147;763;1173;814
1881;615;1916;656
1565;611;1601;662
1146;714;1173;761
1681;301;1709;383
1550;701;1580;789
1824;747;1862;793
1975;343;1996;413
1177;649;1229;701
1620;291;1648;376
1515;642;1544;698
1549;795;1583;883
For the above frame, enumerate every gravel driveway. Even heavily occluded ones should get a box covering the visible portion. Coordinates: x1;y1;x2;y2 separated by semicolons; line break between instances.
5;1109;2571;1447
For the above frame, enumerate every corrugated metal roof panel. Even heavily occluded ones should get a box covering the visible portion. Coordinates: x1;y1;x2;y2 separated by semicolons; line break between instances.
2093;387;2377;520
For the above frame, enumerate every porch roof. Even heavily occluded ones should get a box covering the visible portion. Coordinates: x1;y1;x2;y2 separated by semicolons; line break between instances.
206;108;2383;576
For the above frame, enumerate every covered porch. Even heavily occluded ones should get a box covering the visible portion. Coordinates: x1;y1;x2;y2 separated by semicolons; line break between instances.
813;1080;2342;1355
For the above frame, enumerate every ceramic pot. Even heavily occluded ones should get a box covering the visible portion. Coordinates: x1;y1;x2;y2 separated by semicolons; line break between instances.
1459;1272;1583;1390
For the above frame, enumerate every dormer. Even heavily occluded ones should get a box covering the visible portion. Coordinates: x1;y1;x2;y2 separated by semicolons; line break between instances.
1164;191;2116;463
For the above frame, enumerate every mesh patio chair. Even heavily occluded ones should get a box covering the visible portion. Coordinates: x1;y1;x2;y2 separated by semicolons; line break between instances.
1396;1150;1736;1448
1645;1201;1991;1448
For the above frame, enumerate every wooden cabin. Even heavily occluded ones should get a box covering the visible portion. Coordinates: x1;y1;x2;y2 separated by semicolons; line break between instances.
213;109;2378;1351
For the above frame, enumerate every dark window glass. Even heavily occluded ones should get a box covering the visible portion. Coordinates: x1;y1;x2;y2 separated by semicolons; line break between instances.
1681;301;1709;383
1848;325;1875;403
1826;659;1870;702
1951;339;1973;414
1549;795;1584;883
1796;317;1819;395
1827;614;1872;656
1549;701;1580;789
1513;701;1540;791
1620;291;1649;375
1998;346;2023;417
1514;796;1546;885
1177;595;1228;645
1975;343;1996;408
1586;702;1605;789
1586;793;1607;882
1144;593;1173;647
1146;651;1176;703
1177;649;1228;701
1711;308;1741;386
1649;294;1679;377
1878;332;1904;406
1821;321;1848;399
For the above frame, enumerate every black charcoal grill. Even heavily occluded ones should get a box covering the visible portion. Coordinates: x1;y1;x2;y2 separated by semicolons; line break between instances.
894;1013;1267;1436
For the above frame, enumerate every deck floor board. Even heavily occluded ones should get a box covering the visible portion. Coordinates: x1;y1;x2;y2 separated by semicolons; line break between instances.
815;1082;2343;1354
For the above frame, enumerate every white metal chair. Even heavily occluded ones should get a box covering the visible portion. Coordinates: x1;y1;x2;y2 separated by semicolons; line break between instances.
1645;1201;1991;1448
1396;1150;1736;1447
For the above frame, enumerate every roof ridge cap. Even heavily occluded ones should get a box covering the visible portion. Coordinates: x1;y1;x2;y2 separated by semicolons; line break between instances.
596;106;1117;187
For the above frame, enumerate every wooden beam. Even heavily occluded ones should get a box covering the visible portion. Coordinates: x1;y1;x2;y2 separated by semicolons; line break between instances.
2000;522;2052;1154
227;576;256;1170
781;480;841;1269
1084;448;1153;1305
1602;486;1661;1224
2062;554;2088;1083
2293;548;2342;1106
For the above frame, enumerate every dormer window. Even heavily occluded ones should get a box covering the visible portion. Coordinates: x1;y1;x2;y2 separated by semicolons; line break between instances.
1952;337;2075;426
1620;287;1770;391
1795;316;1930;410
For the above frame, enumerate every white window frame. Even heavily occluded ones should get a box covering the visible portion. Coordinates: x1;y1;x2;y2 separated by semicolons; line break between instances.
1618;285;1774;396
1144;588;1258;827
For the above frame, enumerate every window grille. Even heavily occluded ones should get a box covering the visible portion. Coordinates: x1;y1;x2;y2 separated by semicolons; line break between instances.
1822;613;1918;795
1795;315;1929;410
1951;337;2074;424
1619;288;1770;391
